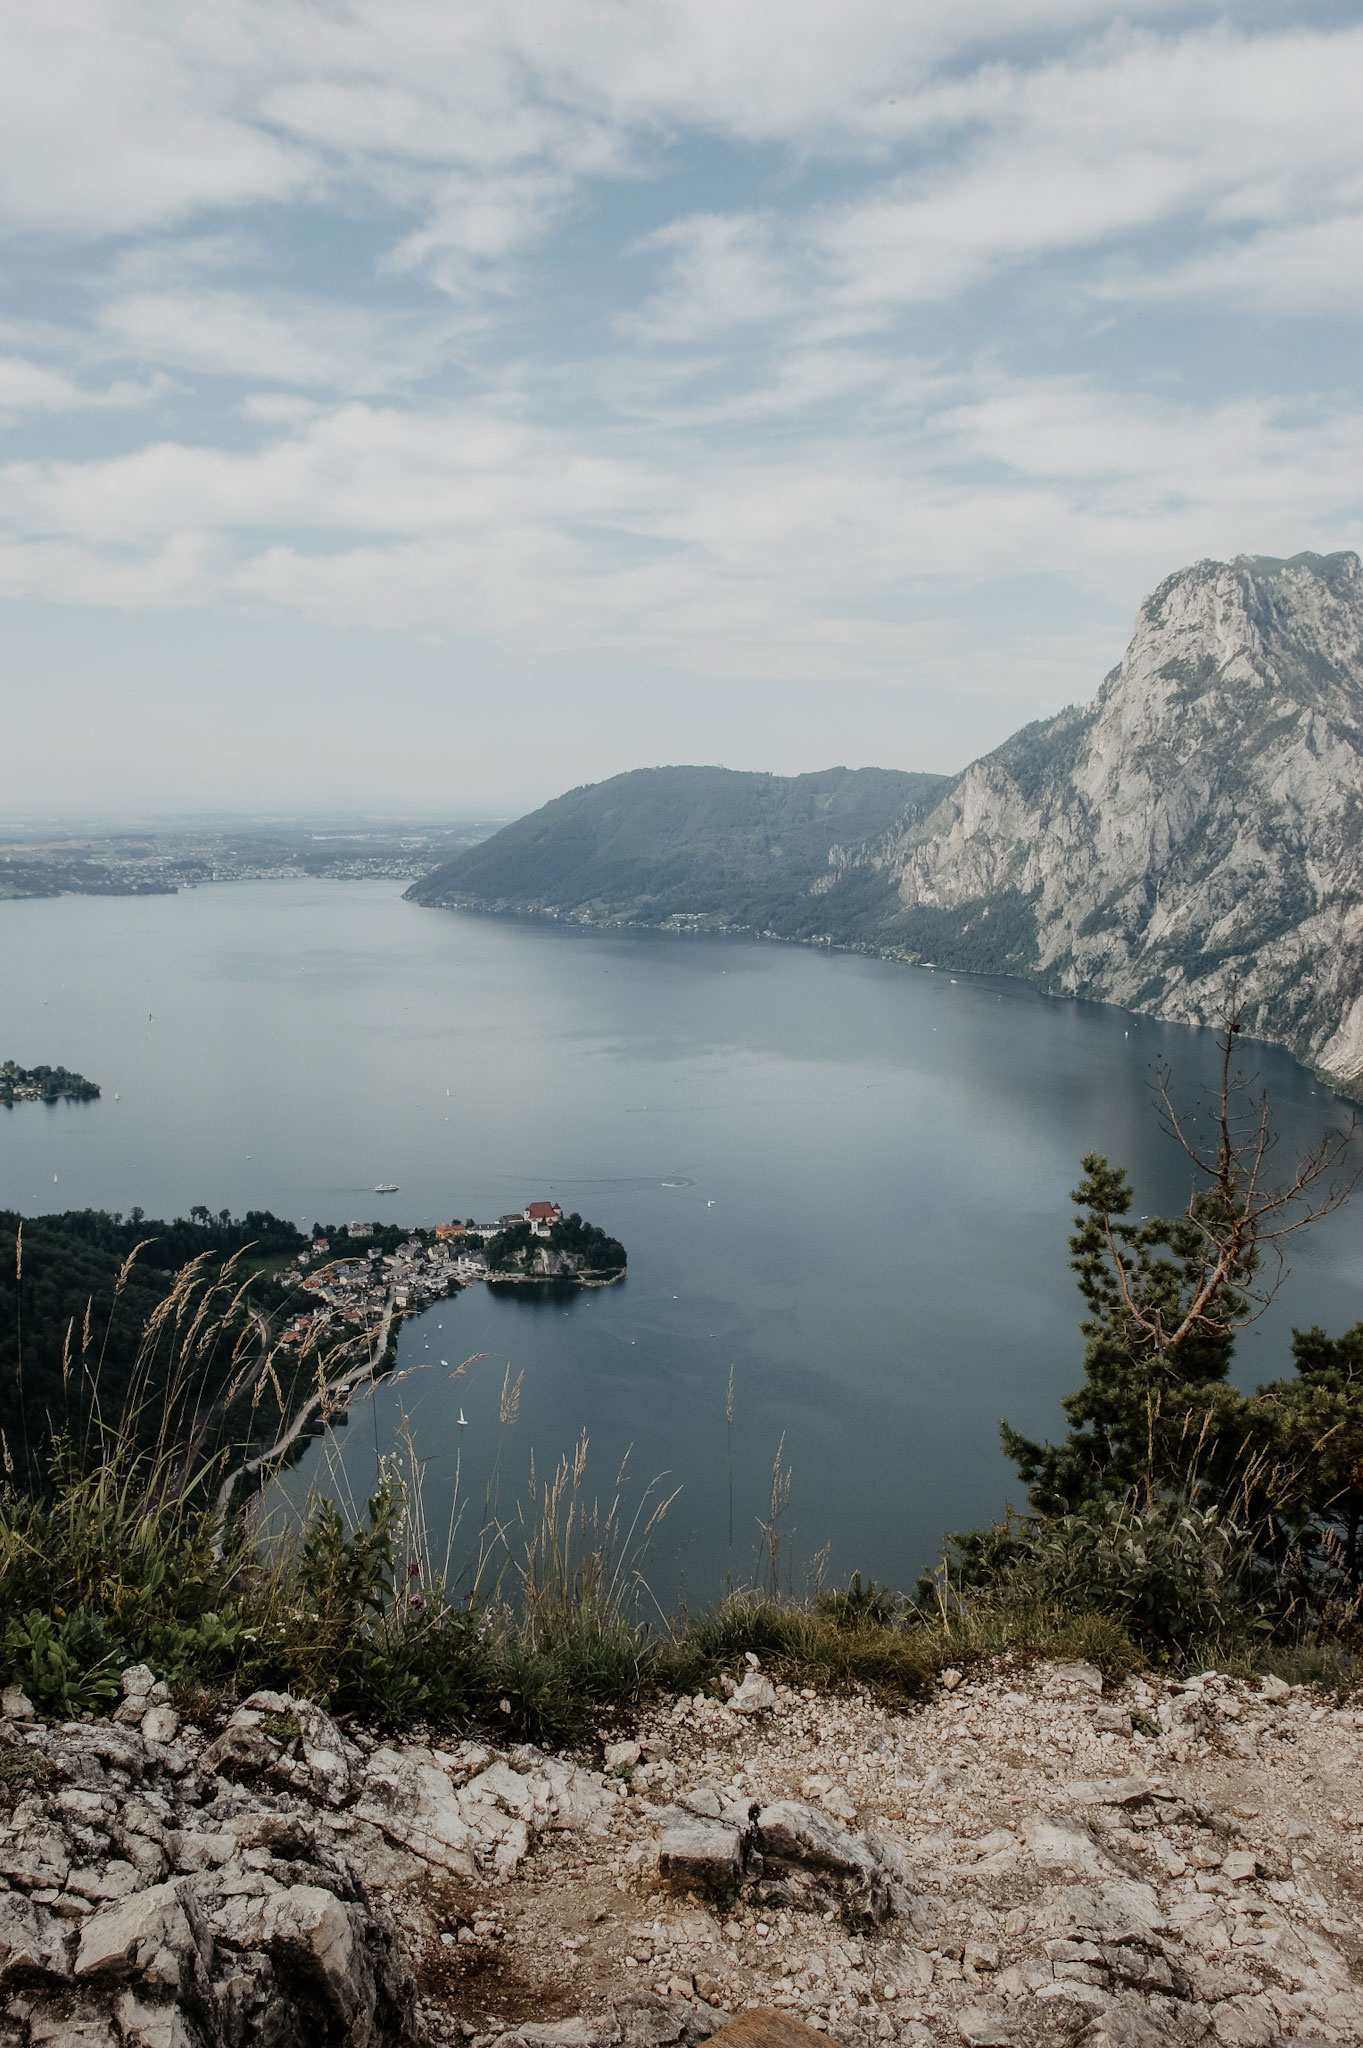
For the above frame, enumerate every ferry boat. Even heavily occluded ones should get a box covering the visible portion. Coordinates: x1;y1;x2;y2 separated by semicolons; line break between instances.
374;1182;399;1194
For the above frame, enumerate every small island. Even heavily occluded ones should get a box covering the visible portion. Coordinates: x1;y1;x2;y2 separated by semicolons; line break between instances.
0;1059;101;1106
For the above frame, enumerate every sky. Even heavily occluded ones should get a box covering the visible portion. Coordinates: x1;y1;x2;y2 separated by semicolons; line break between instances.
2;0;1363;820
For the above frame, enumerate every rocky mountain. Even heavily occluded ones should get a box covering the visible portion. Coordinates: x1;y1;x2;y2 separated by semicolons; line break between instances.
407;764;945;937
407;553;1363;1096
838;551;1363;1094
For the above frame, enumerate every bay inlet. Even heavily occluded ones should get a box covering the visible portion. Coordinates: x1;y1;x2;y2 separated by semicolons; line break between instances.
2;878;1360;1599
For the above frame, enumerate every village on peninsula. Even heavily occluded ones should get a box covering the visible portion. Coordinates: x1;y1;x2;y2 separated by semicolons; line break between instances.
272;1199;627;1352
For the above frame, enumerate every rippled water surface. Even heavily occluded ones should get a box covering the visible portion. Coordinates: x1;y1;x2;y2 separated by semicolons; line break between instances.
3;880;1360;1596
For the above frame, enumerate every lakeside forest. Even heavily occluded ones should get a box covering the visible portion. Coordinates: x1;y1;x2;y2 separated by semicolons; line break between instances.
4;1001;1363;1736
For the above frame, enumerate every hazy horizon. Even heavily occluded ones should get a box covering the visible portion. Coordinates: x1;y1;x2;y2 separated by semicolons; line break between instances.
4;2;1362;816
0;762;937;837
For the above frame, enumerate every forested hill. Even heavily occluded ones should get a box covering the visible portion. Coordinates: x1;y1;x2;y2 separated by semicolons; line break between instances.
405;764;947;938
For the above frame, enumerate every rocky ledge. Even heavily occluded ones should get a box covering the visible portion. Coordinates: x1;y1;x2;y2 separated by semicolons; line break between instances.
0;1658;1360;2048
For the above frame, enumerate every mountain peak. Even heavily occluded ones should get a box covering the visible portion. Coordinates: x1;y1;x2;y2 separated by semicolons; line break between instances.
1107;547;1363;724
856;546;1363;1092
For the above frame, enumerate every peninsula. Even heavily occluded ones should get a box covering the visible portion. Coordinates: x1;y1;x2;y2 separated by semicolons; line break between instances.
0;1198;626;1477
0;1058;100;1105
280;1202;626;1353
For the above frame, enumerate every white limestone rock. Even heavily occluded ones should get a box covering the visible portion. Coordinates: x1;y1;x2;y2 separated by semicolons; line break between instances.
657;1813;746;1891
73;1879;210;1997
140;1706;180;1748
727;1671;777;1716
0;1891;73;1984
1072;2002;1183;2048
753;1799;879;1878
851;550;1363;1095
353;1747;478;1878
294;1698;351;1807
1065;1778;1153;1808
1022;1812;1132;1881
1032;1881;1165;1943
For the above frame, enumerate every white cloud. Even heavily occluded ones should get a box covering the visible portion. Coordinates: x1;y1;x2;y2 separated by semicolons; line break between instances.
798;24;1363;322
3;0;1363;811
0;355;166;419
386;169;580;298
1098;215;1363;317
1;371;1358;682
0;5;312;236
0;1;1225;252
624;214;797;341
96;286;460;391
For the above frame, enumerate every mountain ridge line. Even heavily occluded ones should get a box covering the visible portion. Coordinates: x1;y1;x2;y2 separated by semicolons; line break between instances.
409;550;1363;1099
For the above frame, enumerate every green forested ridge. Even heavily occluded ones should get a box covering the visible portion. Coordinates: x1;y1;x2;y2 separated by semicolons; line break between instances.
406;764;946;935
874;888;1042;974
401;758;1090;982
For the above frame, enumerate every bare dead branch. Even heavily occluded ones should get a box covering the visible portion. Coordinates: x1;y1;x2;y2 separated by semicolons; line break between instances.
1126;982;1359;1356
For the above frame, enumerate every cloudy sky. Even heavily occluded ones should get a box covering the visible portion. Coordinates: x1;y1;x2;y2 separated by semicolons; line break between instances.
2;0;1361;818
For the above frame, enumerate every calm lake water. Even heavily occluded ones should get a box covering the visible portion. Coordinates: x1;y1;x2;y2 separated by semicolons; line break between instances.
2;880;1361;1600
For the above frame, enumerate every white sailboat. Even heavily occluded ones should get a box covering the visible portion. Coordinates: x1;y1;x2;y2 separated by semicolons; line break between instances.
457;1409;469;1428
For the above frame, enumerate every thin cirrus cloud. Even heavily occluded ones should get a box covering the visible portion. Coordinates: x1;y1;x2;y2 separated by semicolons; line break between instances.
0;355;167;420
96;288;464;393
627;25;1363;342
1;0;1362;812
1097;215;1363;317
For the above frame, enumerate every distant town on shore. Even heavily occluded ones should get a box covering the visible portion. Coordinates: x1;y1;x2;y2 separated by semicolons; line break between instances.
275;1201;627;1352
0;1059;100;1106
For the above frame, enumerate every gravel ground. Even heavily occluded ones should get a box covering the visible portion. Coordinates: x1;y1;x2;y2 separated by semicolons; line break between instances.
395;1658;1363;2048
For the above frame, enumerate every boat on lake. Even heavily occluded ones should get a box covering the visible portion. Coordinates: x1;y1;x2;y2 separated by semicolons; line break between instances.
374;1182;399;1194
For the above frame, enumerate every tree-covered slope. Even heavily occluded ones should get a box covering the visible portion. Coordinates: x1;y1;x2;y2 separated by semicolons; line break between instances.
406;764;947;938
0;1207;306;1478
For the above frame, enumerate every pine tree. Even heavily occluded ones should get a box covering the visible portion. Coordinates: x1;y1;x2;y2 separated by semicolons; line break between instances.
1000;991;1355;1518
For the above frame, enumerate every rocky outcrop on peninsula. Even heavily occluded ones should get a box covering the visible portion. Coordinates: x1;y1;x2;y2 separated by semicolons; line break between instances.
847;551;1363;1095
3;1656;1363;2048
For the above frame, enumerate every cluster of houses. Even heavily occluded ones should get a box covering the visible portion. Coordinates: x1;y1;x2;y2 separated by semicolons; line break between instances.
273;1202;571;1347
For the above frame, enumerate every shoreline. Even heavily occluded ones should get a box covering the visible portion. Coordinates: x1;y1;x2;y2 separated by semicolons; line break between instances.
415;895;1363;1108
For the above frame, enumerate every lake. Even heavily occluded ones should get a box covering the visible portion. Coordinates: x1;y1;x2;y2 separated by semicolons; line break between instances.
2;879;1361;1602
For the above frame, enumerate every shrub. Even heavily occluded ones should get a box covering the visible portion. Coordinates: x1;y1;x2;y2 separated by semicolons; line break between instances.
939;1495;1278;1665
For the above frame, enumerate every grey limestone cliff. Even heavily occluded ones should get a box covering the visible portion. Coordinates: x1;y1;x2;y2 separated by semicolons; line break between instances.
848;551;1363;1094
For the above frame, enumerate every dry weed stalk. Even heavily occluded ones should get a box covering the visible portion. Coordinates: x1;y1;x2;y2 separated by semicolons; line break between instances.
752;1434;795;1600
